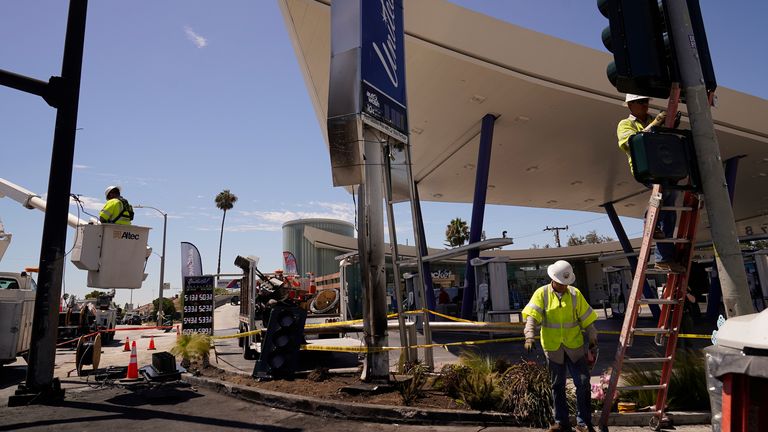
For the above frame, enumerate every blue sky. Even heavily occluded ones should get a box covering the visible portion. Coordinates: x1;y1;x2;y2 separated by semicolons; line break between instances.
1;1;766;307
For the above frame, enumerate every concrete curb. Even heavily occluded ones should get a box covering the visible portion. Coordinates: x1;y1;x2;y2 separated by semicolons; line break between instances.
182;374;514;425
182;373;710;427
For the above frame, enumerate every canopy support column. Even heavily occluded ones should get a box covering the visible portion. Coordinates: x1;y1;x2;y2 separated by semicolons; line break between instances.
461;114;496;320
602;201;660;320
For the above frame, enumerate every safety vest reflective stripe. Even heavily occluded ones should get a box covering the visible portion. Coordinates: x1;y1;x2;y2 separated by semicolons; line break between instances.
526;304;544;315
579;307;595;323
542;321;579;329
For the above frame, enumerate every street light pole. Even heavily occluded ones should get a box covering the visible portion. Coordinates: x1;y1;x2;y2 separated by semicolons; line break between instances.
135;205;167;327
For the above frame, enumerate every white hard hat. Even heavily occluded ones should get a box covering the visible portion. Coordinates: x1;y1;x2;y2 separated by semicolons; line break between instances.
104;185;120;198
547;260;576;285
623;94;651;107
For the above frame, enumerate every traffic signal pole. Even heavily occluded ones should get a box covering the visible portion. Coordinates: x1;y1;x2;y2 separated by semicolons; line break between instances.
665;1;753;318
7;0;88;406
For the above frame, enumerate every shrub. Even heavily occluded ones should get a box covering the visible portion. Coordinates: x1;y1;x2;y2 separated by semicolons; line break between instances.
499;361;553;428
620;349;709;411
451;351;504;411
171;333;212;368
436;363;470;398
307;367;331;382
394;361;429;406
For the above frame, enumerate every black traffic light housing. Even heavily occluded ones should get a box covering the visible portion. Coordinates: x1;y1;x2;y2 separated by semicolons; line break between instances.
599;0;674;98
629;129;701;191
598;0;716;98
253;305;307;380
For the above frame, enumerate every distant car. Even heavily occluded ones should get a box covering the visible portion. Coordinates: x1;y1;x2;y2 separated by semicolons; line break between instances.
123;315;141;325
230;295;240;305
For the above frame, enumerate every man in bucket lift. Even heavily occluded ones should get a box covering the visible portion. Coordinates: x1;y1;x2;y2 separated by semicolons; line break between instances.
99;185;134;225
523;260;598;432
617;94;685;273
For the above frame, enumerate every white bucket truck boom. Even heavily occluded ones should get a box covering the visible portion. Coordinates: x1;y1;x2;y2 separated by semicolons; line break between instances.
0;177;151;289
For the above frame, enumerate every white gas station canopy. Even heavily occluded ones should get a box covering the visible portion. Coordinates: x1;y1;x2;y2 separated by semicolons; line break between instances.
280;0;768;237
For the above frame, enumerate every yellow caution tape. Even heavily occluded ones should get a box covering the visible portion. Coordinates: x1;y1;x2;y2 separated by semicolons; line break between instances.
300;336;530;353
212;309;710;344
213;328;263;340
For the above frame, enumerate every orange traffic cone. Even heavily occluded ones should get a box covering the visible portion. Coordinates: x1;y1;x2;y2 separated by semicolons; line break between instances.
125;341;139;380
147;336;156;350
123;336;131;352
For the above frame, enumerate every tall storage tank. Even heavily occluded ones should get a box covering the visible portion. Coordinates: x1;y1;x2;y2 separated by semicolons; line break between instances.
282;219;354;276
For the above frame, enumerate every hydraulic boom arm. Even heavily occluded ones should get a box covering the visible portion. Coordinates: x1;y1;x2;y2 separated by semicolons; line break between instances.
0;177;95;228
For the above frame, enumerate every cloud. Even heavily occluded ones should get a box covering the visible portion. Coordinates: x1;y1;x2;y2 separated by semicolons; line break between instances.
73;164;89;170
69;195;103;212
229;201;356;232
184;26;208;48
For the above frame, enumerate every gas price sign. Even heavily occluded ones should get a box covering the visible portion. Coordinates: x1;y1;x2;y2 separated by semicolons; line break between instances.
182;275;215;335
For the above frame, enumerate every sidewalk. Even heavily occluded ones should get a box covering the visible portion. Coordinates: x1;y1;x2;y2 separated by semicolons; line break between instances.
207;304;712;428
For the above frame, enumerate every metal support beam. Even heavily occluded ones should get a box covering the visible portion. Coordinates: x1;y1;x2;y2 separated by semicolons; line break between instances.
666;1;753;318
412;185;435;312
358;129;389;382
383;143;411;364
10;0;88;406
0;69;57;106
724;156;743;205
461;114;496;320
602;201;660;320
706;155;742;319
404;140;434;369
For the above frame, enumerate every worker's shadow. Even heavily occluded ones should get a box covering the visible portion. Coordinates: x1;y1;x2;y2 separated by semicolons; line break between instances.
105;382;203;407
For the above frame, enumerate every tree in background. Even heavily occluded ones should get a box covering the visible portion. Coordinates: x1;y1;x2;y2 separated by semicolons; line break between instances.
215;189;238;282
152;297;176;321
84;289;104;299
747;240;768;250
567;230;615;246
445;217;470;247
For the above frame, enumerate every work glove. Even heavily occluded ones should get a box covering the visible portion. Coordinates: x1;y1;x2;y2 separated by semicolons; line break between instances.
651;110;667;127
524;338;535;353
589;335;598;349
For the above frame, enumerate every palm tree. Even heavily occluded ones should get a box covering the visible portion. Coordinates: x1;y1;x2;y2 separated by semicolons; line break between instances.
445;217;470;247
215;189;238;283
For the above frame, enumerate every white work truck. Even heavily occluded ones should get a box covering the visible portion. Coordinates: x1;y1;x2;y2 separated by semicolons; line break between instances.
0;271;36;366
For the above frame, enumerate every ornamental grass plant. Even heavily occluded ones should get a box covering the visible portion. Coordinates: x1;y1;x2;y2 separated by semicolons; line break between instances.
436;351;567;427
620;349;709;411
171;332;212;368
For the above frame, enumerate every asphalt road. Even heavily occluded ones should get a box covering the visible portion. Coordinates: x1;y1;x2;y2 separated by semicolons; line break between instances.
0;383;711;432
0;304;714;431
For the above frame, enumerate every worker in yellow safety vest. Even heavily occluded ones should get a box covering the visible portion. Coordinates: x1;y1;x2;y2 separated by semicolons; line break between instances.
99;186;134;225
617;93;685;273
522;260;598;432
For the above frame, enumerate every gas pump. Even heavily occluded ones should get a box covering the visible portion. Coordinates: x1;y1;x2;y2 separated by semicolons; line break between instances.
470;257;511;322
603;266;632;317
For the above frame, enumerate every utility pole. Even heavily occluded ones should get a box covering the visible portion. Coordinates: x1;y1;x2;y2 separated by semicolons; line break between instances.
544;225;569;248
3;0;88;406
666;1;753;317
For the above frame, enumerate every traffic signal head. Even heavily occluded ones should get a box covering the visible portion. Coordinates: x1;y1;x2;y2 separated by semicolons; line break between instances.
253;306;307;379
629;130;700;190
598;0;674;98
